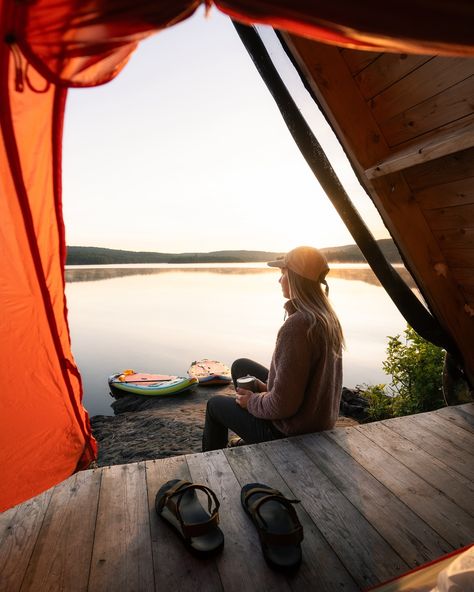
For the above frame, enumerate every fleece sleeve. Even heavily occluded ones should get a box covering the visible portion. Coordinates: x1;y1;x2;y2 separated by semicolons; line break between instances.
247;316;315;420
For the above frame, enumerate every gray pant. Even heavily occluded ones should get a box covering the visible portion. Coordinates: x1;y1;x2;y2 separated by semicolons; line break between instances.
201;358;284;451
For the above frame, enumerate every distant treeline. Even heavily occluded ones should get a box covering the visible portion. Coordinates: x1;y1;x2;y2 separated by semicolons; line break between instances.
66;239;402;265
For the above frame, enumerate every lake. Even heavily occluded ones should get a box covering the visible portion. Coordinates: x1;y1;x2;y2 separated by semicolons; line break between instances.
65;263;412;416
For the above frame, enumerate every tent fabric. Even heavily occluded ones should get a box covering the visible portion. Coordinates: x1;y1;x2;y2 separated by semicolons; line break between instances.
0;42;97;511
1;0;474;512
216;0;474;56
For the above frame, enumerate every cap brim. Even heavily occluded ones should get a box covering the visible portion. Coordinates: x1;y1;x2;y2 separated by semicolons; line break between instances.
267;259;285;268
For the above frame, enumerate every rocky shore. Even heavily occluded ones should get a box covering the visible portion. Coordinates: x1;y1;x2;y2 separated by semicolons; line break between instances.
90;384;234;466
90;384;360;467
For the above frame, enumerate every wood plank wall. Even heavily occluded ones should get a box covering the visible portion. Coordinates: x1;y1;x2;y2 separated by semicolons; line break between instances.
343;49;474;326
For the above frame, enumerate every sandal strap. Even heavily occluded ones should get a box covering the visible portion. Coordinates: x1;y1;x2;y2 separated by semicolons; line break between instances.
247;491;303;546
159;481;220;540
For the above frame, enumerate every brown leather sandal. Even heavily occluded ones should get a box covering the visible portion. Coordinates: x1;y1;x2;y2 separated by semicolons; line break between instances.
241;482;303;570
155;479;224;557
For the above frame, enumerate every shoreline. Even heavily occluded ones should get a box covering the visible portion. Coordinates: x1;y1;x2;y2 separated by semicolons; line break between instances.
90;384;359;466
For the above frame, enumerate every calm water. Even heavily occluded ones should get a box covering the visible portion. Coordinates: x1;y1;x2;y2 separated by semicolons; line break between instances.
65;263;412;416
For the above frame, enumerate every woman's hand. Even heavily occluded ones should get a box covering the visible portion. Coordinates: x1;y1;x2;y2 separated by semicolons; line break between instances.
235;387;253;409
255;379;267;393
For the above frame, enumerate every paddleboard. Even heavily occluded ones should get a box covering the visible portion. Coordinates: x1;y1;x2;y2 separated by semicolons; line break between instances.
108;370;198;397
188;359;232;385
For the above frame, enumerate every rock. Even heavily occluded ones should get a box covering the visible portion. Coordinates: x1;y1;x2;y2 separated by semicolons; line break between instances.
91;384;234;466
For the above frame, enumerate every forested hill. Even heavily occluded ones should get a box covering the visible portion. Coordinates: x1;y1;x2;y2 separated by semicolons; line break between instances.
66;239;402;265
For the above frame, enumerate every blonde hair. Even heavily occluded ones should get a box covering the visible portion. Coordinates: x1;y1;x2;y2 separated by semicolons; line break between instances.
287;268;345;355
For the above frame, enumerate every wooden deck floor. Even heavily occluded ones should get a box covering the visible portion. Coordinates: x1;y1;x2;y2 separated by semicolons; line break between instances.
1;404;473;591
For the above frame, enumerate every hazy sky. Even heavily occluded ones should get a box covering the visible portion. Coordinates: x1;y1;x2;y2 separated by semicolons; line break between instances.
62;7;389;253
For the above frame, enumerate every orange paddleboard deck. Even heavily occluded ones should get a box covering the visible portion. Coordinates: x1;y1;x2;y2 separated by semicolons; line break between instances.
188;359;232;385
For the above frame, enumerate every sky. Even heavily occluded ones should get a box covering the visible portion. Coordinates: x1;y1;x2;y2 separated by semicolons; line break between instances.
62;7;389;254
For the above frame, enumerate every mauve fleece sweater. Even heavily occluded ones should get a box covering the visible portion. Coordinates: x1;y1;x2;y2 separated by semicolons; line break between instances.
247;301;342;436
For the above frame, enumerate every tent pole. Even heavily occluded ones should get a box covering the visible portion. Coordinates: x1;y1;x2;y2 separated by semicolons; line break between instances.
232;21;459;356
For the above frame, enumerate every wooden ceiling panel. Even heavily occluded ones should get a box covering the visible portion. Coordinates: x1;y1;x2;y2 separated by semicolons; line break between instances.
354;54;432;100
379;76;474;146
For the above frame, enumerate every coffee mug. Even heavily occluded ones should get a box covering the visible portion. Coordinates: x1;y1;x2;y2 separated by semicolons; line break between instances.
236;375;257;392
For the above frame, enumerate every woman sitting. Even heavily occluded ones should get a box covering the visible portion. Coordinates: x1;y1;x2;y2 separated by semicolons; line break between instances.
202;246;344;451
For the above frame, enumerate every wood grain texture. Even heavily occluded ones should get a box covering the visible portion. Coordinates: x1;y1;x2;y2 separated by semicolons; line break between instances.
145;456;223;592
459;403;474;417
370;57;474;123
434;228;474;250
386;416;474;482
340;48;381;75
404;147;474;191
415;177;474;209
326;426;474;548
425;204;474;231
88;463;154;592
0;487;53;592
224;444;359;592
408;411;474;453
187;450;290;592
355;54;432;100
261;438;408;589
380;76;474;146
365;117;474;178
19;469;101;592
296;433;452;563
436;405;474;431
356;421;474;515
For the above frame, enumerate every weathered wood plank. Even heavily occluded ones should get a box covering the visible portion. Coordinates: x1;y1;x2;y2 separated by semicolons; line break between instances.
415;177;474;209
88;463;154;592
0;487;53;592
18;469;101;592
356;421;474;516
404;146;474;192
187;449;290;592
326;426;474;547
295;433;453;563
340;49;381;75
385;415;474;482
380;76;474;146
365;117;474;178
145;456;223;592
424;203;474;231
435;405;474;432
355;54;432;100
408;411;474;453
224;445;359;592
459;403;474;417
385;415;474;475
260;438;408;589
370;57;474;123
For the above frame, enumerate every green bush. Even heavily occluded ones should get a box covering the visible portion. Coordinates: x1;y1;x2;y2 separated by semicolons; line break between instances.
362;325;445;421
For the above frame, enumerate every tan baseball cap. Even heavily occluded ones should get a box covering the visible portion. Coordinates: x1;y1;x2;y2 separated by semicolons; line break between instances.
267;246;329;282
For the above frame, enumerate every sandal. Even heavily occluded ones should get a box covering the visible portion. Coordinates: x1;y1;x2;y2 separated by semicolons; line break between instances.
155;479;224;557
227;436;245;448
241;482;303;570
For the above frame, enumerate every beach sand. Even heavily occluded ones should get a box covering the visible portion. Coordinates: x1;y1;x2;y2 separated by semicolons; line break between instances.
90;384;358;466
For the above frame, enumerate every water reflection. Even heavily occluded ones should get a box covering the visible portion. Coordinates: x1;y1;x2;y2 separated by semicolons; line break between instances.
65;266;276;283
65;263;413;415
65;264;416;289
